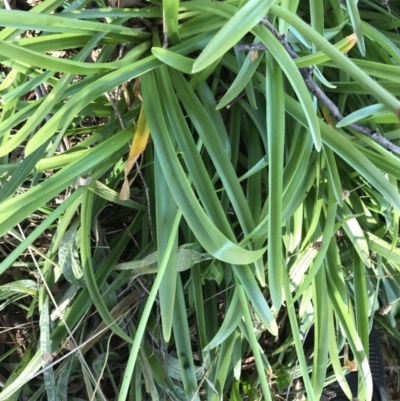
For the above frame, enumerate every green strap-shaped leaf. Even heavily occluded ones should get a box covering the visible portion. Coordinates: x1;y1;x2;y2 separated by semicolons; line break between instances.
278;0;299;33
0;129;132;237
192;0;276;72
0;9;150;39
311;264;330;399
172;276;199;400
353;251;369;360
253;24;322;151
203;289;242;351
266;51;285;308
58;222;85;287
325;244;373;401
282;270;316;401
55;356;74;401
336;103;387;127
237;285;273;401
81;190;134;345
0;280;37;301
115;248;212;274
40;297;56;401
163;0;180;43
152;48;193;73
118;211;182;401
61;8;162;20
155;149;179;342
216;43;262;110
345;0;366;56
141;70;265;265
0;0;66;40
2;346;33;399
284;95;400;213
327;301;353;399
171;71;257;237
270;4;400;116
0;220;138;400
233;265;278;335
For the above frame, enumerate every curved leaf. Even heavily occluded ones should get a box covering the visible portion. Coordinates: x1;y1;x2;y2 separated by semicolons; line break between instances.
141;70;265;265
192;0;276;72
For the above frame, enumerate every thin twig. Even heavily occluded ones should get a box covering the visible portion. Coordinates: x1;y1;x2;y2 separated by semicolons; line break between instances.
239;18;400;155
105;91;125;130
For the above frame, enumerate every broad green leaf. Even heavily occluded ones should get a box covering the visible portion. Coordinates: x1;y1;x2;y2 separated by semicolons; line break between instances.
338;203;371;268
191;266;208;353
278;0;299;33
0;0;67;40
0;32;110;157
367;232;400;264
323;145;343;206
0;142;48;202
171;72;257;237
61;7;162;20
155;65;233;237
0;40;149;74
90;180;146;210
327;304;352;399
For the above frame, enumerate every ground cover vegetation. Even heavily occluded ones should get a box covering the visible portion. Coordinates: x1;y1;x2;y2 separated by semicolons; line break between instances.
1;0;400;400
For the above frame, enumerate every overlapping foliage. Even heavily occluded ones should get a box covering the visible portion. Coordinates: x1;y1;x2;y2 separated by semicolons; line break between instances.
1;0;400;400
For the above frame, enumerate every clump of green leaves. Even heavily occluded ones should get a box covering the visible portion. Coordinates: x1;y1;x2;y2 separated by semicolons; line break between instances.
1;1;400;400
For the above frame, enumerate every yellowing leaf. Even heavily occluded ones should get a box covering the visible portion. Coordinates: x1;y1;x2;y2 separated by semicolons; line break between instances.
342;33;357;54
119;106;150;200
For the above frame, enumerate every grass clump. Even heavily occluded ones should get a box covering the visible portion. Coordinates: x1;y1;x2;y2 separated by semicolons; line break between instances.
1;0;400;400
